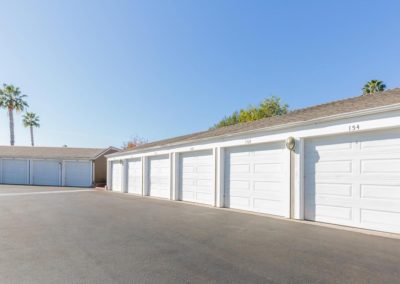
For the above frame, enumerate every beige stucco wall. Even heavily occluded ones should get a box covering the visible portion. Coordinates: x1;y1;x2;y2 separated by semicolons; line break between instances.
94;148;119;185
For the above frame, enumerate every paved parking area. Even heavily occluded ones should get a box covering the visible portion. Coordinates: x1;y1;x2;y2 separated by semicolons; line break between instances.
0;184;89;194
0;185;399;283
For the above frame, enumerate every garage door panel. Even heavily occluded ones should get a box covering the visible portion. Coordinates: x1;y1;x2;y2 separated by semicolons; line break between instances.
305;130;400;234
310;142;352;152
225;143;289;217
195;192;213;202
253;190;282;202
112;161;123;192
361;210;400;228
360;132;400;150
196;165;212;173
230;164;251;173
197;179;213;187
230;180;250;191
361;184;400;199
310;196;355;208
149;155;170;199
361;159;400;173
179;150;214;205
2;159;29;185
181;191;194;201
127;158;142;194
312;160;353;174
32;160;60;186
254;162;282;173
254;181;281;192
253;199;283;215
313;205;353;221
150;180;169;189
229;173;285;181
229;196;250;208
313;183;353;197
64;161;92;187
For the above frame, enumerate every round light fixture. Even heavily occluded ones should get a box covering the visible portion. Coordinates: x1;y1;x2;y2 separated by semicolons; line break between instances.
285;136;296;151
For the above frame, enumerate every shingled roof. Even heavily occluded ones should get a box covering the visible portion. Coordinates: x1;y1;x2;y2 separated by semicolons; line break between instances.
0;146;117;160
116;88;400;154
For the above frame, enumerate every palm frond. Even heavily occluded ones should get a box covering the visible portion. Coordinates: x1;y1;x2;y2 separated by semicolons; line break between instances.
22;112;40;128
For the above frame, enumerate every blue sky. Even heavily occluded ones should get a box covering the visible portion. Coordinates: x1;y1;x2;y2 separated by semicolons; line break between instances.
0;0;399;148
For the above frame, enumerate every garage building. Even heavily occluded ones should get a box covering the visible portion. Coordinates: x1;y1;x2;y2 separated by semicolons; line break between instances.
0;146;119;187
107;89;400;234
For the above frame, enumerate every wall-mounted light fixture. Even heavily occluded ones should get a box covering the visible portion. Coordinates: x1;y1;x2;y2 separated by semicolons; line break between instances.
285;136;296;151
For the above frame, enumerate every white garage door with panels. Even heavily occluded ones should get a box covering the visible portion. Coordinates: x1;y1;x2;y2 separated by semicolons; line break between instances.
148;155;170;199
64;161;92;187
1;159;29;185
127;158;142;194
111;161;123;192
179;150;214;205
32;160;61;186
305;130;400;234
225;143;290;217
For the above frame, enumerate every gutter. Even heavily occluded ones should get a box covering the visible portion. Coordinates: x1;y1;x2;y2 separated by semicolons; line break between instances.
106;103;400;158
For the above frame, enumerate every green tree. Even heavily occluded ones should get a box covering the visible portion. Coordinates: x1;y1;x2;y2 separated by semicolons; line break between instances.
0;84;29;145
212;111;240;129
211;96;288;129
22;112;40;146
362;80;386;95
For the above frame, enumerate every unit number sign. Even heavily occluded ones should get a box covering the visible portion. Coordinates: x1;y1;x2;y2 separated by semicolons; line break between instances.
348;124;360;132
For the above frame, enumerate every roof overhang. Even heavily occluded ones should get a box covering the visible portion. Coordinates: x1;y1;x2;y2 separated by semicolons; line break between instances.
106;102;400;158
93;146;121;159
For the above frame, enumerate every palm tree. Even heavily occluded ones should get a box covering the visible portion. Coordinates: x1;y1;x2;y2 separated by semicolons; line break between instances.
362;80;386;95
0;84;29;145
22;112;40;146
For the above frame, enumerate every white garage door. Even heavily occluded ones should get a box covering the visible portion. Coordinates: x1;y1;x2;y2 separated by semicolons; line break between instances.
305;130;400;234
32;160;61;186
148;155;170;199
64;161;92;187
127;158;142;194
225;143;289;217
179;150;214;205
111;161;123;192
1;159;29;185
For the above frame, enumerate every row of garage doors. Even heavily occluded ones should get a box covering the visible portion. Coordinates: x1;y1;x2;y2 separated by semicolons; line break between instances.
110;129;400;234
0;159;93;187
111;144;290;217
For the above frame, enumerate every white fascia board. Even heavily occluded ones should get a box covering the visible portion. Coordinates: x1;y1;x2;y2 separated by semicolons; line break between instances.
107;107;400;162
97;147;121;159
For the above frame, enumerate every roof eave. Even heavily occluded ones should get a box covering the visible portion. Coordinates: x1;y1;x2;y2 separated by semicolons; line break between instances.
93;146;121;159
107;102;400;158
0;156;96;161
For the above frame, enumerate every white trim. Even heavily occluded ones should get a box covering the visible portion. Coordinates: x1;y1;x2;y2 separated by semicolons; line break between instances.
293;138;304;220
92;161;95;186
215;147;224;208
169;153;173;200
284;147;291;218
172;153;179;201
106;160;112;190
143;157;149;196
122;159;128;193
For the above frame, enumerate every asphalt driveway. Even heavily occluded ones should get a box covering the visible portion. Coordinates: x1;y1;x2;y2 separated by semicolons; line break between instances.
0;185;399;283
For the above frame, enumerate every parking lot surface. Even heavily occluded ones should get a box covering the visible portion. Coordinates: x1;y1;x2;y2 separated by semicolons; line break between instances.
0;185;399;283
